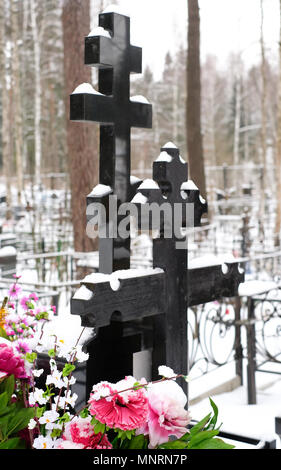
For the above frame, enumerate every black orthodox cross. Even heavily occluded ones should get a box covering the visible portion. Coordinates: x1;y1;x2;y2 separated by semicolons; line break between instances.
70;10;152;273
71;142;244;398
70;9;244;405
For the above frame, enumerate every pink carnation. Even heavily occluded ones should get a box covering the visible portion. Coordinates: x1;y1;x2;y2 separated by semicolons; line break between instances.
0;343;27;379
88;376;148;431
137;380;191;448
57;417;112;449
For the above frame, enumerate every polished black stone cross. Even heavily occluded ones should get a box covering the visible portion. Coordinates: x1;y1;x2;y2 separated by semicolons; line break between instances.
70;9;244;404
70;10;152;273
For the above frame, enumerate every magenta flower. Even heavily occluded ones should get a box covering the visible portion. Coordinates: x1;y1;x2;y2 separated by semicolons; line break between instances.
51;305;56;314
13;274;22;280
136;380;191;448
0;343;27;379
5;328;15;336
8;283;22;299
8;302;15;309
15;340;31;355
29;293;39;302
20;297;32;311
88;376;148;431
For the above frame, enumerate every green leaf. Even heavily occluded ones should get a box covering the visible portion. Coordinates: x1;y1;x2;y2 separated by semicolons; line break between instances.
128;434;148;449
188;430;219;449
62;363;75;377
93;421;105;435
0;392;9;411
206;397;219;430
36;407;45;419
7;407;35;437
25;352;37;364
80;408;89;419
0;415;10;439
188;413;212;438
3;375;15;403
0;375;15;401
48;349;56;358
159;439;189;449
0;402;16;419
0;437;26;449
58;413;71;424
90;416;98;426
0;327;9;340
51;428;63;439
111;436;120;449
191;437;235;449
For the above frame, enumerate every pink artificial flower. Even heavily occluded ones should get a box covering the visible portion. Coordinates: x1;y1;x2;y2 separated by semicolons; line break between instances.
5;328;15;336
20;297;32;311
56;417;112;449
15;340;31;355
8;283;22;299
29;293;39;302
0;343;27;379
88;376;148;431
136;380;191;448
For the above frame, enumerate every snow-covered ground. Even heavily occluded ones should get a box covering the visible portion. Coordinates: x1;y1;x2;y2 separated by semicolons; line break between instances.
190;365;281;449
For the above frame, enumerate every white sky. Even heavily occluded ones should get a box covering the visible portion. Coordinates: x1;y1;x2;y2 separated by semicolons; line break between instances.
94;0;280;80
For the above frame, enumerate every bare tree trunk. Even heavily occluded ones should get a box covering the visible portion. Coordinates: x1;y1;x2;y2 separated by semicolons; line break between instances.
275;0;281;247
11;0;24;202
0;0;12;217
186;0;206;198
233;78;241;167
259;0;267;238
62;0;98;253
30;0;42;186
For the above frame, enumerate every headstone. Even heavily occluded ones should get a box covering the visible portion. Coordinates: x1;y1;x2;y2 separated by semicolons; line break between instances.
70;8;244;405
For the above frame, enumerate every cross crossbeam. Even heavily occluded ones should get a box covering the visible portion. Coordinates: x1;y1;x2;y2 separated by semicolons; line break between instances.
71;262;243;327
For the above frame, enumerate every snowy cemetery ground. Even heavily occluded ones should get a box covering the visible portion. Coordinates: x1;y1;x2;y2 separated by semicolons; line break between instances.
1;184;281;448
191;367;281;449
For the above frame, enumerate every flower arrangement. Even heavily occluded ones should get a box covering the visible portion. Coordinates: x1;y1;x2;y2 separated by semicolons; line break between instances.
0;277;234;450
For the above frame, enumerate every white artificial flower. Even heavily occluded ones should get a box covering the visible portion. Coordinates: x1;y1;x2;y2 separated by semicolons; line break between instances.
33;435;54;449
39;410;60;430
63;375;76;387
28;418;37;430
56;340;73;360
49;358;57;371
29;388;48;406
36;334;55;353
158;365;176;379
64;391;78;408
54;395;66;410
74;345;89;363
91;382;112;401
32;368;44;378
46;369;65;389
